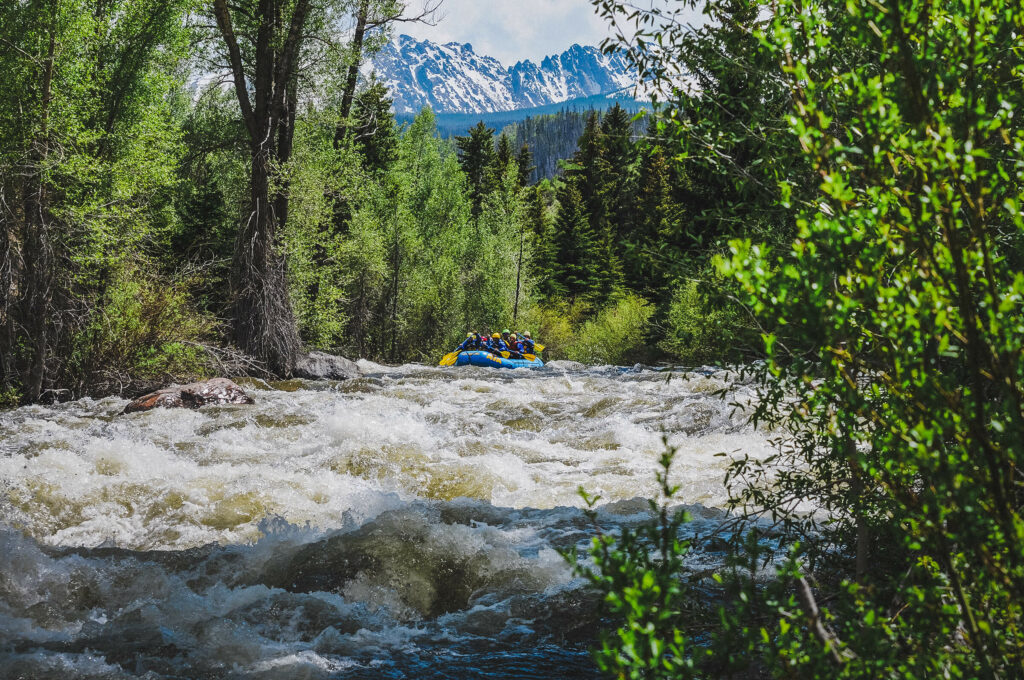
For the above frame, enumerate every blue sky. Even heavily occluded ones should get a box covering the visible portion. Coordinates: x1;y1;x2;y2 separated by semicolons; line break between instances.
403;0;704;66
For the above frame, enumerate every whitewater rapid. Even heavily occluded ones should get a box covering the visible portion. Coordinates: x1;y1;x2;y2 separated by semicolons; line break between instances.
0;362;772;679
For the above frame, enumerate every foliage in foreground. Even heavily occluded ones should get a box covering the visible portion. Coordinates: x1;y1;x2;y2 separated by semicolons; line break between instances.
584;0;1024;677
571;449;698;680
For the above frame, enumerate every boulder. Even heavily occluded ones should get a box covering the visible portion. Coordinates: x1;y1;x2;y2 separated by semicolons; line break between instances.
294;351;360;381
123;378;254;414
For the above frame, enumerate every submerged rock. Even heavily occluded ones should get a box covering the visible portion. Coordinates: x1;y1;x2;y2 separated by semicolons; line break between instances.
123;378;254;414
294;351;360;381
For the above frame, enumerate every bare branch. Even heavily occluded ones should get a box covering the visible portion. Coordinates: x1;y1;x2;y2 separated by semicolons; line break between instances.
212;0;257;138
366;0;443;28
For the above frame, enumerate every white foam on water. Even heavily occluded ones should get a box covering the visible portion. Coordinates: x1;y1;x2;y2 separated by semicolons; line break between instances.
0;364;774;678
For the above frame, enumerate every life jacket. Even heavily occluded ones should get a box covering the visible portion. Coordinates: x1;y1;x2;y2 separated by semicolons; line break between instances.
458;338;475;351
522;339;535;354
491;339;509;353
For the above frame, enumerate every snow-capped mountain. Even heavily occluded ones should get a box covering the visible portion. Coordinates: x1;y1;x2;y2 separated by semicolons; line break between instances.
369;35;637;114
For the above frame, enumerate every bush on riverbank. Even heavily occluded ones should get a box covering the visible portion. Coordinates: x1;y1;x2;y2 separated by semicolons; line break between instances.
518;293;655;365
659;275;755;367
71;268;216;397
565;293;654;365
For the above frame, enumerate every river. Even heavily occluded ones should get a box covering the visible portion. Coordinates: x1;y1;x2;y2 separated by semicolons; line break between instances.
0;361;772;679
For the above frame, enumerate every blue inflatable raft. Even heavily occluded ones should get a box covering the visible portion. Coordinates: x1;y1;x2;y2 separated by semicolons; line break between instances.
452;350;544;369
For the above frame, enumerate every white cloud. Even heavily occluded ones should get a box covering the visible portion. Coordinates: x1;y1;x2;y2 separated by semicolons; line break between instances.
401;0;629;65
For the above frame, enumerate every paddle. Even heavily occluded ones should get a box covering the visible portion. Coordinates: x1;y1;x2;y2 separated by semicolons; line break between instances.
439;350;461;366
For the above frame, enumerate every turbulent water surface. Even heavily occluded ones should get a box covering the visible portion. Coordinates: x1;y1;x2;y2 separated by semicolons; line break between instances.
0;361;771;679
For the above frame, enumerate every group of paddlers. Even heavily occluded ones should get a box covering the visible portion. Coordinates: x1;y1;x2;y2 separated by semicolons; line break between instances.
456;329;538;359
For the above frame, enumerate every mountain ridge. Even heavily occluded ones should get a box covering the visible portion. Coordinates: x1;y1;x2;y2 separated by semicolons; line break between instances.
369;34;638;115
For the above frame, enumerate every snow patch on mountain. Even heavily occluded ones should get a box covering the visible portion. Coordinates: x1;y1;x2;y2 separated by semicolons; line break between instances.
369;35;637;114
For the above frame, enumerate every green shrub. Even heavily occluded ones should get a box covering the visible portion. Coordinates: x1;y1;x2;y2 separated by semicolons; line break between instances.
0;385;22;409
569;447;704;680
565;293;654;365
73;267;216;393
659;277;754;366
586;0;1024;676
518;299;588;360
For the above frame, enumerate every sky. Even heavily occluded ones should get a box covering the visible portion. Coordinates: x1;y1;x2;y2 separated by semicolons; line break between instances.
401;0;703;66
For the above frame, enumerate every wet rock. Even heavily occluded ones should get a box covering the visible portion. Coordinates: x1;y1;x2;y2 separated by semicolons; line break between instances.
123;378;254;414
294;351;360;381
702;535;732;552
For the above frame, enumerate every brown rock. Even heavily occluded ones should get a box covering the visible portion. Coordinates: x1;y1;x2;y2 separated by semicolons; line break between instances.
123;378;254;414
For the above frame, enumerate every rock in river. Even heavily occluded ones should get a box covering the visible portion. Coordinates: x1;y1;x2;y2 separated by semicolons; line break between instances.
294;351;360;381
123;378;254;414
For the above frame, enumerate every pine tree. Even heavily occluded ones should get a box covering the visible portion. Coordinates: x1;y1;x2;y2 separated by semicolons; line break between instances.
552;180;599;301
600;104;637;244
352;78;398;175
592;227;626;305
569;112;608;227
516;143;535;186
527;183;558;300
455;121;496;217
494;133;516;172
567;112;622;305
632;121;687;294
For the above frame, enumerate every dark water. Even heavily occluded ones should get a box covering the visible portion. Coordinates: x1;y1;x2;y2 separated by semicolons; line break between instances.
0;362;767;679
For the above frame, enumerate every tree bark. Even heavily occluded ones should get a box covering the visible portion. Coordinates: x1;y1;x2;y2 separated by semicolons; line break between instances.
213;0;306;377
0;187;15;392
388;215;401;363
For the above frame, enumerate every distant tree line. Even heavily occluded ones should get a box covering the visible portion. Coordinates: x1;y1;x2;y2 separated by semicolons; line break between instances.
501;109;646;183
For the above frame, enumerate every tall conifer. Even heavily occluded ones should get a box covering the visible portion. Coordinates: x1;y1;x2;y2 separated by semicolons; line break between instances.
494;133;516;172
632;119;689;294
600;104;638;244
455;121;496;217
516;143;535;187
568;112;622;305
552;180;598;301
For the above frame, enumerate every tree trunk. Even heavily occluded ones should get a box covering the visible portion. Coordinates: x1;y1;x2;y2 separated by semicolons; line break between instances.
334;0;370;149
0;191;13;390
327;0;369;239
841;360;869;583
233;147;301;377
388;218;401;363
214;0;307;377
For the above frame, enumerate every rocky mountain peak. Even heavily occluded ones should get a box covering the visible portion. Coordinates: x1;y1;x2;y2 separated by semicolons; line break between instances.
369;35;636;115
